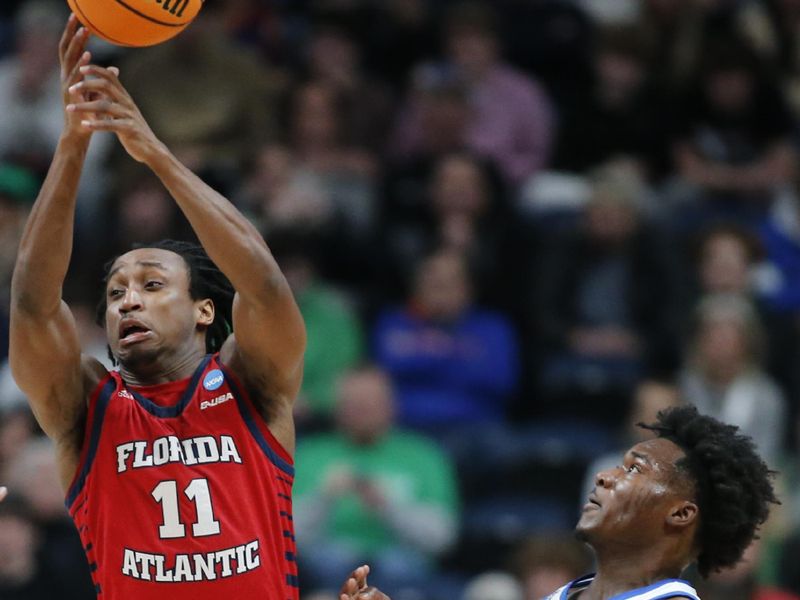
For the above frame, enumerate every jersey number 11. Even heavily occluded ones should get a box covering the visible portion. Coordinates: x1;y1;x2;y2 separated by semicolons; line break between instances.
152;478;221;539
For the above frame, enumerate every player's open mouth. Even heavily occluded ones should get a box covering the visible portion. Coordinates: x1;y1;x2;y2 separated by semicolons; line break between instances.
119;320;152;346
583;494;602;511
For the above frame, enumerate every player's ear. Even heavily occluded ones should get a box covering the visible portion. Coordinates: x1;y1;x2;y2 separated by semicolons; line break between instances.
196;298;214;327
666;500;698;529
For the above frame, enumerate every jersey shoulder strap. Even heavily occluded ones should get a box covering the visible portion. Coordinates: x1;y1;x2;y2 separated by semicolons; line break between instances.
544;575;700;600
618;579;700;600
545;574;594;600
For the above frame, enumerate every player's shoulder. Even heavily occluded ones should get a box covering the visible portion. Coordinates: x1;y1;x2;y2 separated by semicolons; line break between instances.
81;354;111;396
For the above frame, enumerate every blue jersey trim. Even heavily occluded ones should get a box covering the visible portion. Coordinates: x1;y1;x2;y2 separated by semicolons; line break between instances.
614;579;697;600
558;574;593;600
66;378;117;508
556;574;699;600
128;355;211;418
217;359;295;476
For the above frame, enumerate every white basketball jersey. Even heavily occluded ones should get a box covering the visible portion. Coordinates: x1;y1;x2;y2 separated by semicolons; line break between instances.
544;574;700;600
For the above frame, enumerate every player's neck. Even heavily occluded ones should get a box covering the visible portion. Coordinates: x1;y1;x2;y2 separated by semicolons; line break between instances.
119;346;207;387
584;551;683;600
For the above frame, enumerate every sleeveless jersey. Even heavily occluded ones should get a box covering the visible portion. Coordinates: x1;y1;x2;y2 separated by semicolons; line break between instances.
545;573;701;600
66;354;298;600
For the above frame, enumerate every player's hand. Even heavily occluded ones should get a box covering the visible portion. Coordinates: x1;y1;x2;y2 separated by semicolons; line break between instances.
339;565;391;600
59;14;93;139
65;65;165;164
0;486;8;502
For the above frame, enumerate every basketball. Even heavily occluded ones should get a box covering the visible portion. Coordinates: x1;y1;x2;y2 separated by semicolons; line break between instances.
66;0;204;47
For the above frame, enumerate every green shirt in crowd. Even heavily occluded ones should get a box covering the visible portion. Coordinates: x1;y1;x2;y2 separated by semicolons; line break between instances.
298;285;363;415
293;431;460;555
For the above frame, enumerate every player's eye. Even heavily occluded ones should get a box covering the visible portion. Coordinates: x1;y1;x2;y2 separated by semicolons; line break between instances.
627;464;642;473
108;288;124;298
144;280;163;289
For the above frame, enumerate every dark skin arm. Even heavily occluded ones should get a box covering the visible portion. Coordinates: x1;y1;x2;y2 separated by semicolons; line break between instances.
68;65;306;454
9;16;107;491
339;565;391;600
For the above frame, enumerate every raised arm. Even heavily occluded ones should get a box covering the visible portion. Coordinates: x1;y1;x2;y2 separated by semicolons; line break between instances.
9;17;107;489
69;66;306;430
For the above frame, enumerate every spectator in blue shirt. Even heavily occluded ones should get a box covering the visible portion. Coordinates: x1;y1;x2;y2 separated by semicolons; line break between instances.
372;248;519;431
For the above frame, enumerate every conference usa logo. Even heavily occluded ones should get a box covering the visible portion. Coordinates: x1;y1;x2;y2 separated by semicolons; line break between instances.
203;369;224;391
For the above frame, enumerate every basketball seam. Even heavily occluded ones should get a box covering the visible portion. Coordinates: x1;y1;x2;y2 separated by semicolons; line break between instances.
112;0;191;27
72;0;135;46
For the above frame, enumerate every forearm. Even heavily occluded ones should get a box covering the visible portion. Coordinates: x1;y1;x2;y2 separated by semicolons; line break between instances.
144;145;281;299
12;134;89;315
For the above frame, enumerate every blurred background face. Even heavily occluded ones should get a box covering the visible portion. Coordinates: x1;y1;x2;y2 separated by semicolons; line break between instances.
585;198;637;244
9;441;69;521
447;29;498;77
596;52;645;104
628;381;682;440
335;370;395;444
309;30;358;84
251;144;295;203
700;234;751;294
119;183;173;243
15;3;62;90
0;410;36;473
705;69;755;114
412;251;472;321
697;316;749;373
292;83;340;151
418;90;470;153
431;155;488;218
0;513;37;581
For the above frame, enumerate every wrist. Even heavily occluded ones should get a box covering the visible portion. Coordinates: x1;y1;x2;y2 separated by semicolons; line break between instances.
59;130;92;150
142;140;173;171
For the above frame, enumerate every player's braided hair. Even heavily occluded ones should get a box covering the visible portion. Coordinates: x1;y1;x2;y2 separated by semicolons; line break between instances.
96;240;234;358
638;405;779;578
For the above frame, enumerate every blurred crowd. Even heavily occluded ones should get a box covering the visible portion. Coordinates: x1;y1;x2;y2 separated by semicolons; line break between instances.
1;0;800;599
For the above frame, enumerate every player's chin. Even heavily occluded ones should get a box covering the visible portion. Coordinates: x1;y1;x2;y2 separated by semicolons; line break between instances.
116;342;160;367
574;512;601;538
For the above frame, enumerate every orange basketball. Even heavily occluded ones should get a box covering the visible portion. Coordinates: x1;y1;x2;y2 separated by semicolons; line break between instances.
67;0;204;47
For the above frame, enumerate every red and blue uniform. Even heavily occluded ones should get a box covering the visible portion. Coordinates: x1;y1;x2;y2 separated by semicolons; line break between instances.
67;354;298;600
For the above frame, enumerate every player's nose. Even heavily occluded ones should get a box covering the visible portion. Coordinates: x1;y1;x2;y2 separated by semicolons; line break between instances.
120;288;143;312
595;468;615;489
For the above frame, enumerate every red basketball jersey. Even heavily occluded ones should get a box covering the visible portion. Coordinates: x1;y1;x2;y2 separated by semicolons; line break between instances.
67;354;298;600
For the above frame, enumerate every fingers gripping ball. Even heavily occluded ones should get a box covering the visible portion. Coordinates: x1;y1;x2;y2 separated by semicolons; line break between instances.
66;0;204;47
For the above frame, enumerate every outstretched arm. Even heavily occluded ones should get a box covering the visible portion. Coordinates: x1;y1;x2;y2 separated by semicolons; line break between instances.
9;17;106;489
69;66;306;435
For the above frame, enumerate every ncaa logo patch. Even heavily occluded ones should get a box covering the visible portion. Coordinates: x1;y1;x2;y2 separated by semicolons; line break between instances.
203;369;225;391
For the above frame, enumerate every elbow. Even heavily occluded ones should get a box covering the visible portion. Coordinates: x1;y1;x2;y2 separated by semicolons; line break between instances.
10;274;59;319
10;279;38;317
